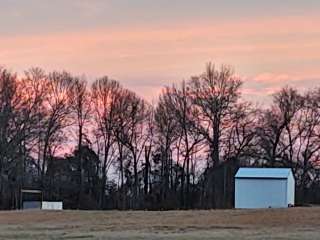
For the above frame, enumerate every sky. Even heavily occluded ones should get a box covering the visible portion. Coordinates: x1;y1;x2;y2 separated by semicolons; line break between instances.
1;0;320;103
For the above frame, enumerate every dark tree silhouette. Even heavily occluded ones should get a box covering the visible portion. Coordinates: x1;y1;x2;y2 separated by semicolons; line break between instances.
0;63;319;210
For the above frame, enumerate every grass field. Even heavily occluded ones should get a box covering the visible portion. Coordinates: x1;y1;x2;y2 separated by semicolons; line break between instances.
0;207;319;239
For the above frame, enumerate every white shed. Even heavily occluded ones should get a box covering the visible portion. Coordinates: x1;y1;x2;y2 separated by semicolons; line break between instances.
235;168;295;209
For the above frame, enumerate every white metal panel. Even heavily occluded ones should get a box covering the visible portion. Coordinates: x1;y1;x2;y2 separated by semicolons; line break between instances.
287;172;295;206
42;201;63;210
235;168;291;179
235;178;287;208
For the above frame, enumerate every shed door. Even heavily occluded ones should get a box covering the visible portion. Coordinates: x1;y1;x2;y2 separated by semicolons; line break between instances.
235;178;287;208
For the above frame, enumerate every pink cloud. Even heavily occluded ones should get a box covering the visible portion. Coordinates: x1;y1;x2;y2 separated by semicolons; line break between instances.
247;72;320;85
0;14;319;102
253;73;292;83
242;72;320;104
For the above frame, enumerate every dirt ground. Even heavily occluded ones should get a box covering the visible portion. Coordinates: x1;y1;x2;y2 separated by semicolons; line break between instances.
0;207;319;239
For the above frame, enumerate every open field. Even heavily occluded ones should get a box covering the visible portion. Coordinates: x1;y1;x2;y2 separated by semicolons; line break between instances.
0;208;319;239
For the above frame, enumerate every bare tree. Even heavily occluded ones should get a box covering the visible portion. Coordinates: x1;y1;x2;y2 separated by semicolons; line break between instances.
91;76;120;208
258;87;302;167
113;89;150;208
294;89;320;199
187;63;242;208
189;63;242;167
154;88;179;207
41;71;73;197
0;68;42;208
69;76;91;208
161;82;204;208
23;68;48;177
223;102;259;164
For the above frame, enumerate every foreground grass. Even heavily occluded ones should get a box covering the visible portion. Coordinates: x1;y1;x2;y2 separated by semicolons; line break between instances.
0;207;319;239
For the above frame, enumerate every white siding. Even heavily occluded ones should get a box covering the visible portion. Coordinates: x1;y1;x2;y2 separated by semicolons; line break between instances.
42;201;63;210
235;178;287;208
287;172;295;206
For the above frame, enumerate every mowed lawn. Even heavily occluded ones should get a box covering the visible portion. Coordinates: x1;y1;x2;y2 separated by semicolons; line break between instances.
0;207;319;239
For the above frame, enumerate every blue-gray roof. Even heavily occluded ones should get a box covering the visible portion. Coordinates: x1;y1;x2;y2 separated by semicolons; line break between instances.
235;168;292;179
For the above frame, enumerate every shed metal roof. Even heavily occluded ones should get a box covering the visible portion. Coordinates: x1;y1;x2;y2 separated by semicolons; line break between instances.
235;168;292;179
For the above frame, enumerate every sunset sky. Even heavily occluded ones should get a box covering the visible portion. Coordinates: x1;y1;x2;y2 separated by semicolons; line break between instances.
1;0;320;102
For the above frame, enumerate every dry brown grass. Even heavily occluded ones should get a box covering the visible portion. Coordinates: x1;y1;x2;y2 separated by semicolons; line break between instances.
0;207;319;239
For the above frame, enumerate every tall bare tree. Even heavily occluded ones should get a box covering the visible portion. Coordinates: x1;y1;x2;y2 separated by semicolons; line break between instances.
41;71;73;196
188;63;242;208
154;88;179;207
23;68;48;177
91;76;120;208
0;68;42;208
69;76;92;208
189;63;242;167
294;89;320;198
161;82;204;208
258;87;302;167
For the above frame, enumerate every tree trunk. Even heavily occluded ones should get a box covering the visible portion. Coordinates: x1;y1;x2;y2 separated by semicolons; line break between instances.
118;143;125;210
144;146;151;195
133;154;138;209
77;124;83;209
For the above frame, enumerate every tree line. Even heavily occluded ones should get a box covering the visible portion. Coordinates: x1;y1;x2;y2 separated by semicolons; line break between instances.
0;63;319;210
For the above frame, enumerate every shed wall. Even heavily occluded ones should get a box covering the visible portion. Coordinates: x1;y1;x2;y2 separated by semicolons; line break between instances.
235;178;287;208
287;173;295;206
42;201;63;210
